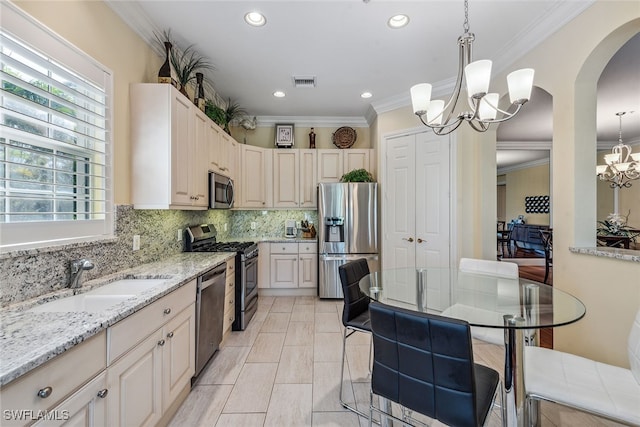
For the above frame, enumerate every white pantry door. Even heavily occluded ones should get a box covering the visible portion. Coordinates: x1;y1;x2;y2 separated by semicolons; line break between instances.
383;130;451;311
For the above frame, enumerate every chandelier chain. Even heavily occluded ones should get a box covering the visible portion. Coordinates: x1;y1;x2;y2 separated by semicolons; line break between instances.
463;0;470;34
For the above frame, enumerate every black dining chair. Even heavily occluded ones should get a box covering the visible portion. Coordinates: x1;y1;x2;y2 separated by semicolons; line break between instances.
368;301;504;427
539;229;553;284
338;258;372;418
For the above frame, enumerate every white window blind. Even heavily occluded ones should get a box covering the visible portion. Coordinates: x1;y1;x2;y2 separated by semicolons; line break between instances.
0;3;113;250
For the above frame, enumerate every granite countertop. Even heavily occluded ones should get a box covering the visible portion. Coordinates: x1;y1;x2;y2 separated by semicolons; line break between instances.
232;236;317;244
0;252;235;387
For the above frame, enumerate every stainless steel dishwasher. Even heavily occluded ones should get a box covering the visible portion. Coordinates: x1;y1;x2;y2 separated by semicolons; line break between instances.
194;263;227;378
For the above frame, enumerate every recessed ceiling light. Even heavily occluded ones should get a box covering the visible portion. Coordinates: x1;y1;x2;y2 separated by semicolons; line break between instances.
361;92;373;99
273;91;285;98
388;14;409;29
244;11;266;27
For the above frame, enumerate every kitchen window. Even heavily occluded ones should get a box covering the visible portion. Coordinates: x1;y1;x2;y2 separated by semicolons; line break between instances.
0;3;113;250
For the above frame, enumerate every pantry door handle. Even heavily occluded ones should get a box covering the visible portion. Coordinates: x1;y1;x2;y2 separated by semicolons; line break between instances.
402;237;414;243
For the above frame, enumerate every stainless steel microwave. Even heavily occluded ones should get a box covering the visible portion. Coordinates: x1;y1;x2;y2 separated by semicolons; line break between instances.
209;171;234;209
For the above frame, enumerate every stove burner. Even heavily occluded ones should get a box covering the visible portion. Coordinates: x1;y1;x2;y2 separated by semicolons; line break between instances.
195;241;255;253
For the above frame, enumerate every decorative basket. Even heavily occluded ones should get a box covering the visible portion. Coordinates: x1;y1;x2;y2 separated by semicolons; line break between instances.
332;126;357;149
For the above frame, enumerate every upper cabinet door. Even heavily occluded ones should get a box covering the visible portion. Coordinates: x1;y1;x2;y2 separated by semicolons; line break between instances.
169;93;193;206
240;145;272;207
299;149;317;208
273;150;299;208
344;149;370;175
317;150;344;182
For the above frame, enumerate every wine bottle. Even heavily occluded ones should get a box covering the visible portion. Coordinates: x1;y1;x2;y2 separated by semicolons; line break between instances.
194;72;205;111
158;42;177;87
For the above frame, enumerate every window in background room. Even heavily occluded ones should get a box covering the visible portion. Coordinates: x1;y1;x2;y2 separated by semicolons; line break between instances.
0;3;112;250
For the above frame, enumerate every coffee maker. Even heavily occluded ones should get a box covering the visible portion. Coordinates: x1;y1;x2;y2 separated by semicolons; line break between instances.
285;220;297;238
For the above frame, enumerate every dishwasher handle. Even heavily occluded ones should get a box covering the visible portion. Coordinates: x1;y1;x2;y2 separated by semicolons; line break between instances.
200;264;227;290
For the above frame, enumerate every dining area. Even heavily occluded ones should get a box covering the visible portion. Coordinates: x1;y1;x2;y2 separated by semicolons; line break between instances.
337;258;640;427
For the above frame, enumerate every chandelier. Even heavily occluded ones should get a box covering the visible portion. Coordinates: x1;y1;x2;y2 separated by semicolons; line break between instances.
596;111;640;188
410;0;535;135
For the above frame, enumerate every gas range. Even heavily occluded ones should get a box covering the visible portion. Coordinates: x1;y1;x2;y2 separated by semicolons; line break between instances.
185;224;258;260
184;223;259;331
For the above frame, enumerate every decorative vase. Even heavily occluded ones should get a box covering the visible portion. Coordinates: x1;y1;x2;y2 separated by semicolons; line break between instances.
194;72;205;111
158;42;177;87
309;127;316;149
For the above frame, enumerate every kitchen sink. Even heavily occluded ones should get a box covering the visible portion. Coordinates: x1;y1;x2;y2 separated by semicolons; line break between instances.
87;279;167;296
29;294;134;313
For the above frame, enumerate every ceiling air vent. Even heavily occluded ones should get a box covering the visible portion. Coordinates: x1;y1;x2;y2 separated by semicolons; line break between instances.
292;76;316;88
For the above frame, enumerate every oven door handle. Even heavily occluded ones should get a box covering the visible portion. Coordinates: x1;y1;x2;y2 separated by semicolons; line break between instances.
243;256;258;269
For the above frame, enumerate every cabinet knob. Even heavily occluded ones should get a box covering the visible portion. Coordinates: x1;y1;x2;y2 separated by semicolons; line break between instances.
163;308;171;315
262;202;265;205
167;331;174;338
158;339;165;346
97;389;109;399
37;386;52;399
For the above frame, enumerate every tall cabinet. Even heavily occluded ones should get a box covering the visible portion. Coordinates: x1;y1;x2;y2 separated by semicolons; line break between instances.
130;84;208;209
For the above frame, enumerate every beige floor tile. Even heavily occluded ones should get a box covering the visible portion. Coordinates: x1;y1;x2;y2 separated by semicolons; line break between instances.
261;312;291;332
196;345;251;385
223;319;263;347
314;312;342;333
215;413;265;426
346;344;371;383
246;332;285;363
253;309;269;323
313;361;354;412
345;330;371;347
223;362;278;413
259;295;276;308
314;332;344;362
270;296;296;313
291;309;316;322
312;411;361;427
167;384;232;427
295;296;317;305
276;345;313;384
264;383;313;426
285;321;315;346
351;381;372;417
315;299;341;313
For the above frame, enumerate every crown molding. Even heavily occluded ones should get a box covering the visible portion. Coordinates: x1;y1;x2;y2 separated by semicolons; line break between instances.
255;116;369;128
497;140;552;149
498;157;550;175
105;0;162;55
597;137;640;150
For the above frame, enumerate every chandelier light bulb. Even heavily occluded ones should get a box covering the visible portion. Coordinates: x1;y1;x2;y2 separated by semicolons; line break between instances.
478;93;499;120
410;83;432;115
465;60;492;98
427;100;445;125
507;68;535;104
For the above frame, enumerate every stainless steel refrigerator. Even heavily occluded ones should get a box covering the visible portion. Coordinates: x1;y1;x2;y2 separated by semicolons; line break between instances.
318;182;379;298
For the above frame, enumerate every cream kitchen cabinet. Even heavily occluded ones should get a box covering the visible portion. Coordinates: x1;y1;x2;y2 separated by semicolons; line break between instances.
269;243;317;289
239;145;272;207
272;149;317;208
106;280;196;427
0;331;107;427
223;257;236;337
257;242;271;289
297;242;318;289
317;149;374;182
131;83;208;209
32;372;107;427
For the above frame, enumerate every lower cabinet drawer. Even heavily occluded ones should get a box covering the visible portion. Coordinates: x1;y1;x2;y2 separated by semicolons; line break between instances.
271;243;298;254
0;331;106;426
107;280;196;364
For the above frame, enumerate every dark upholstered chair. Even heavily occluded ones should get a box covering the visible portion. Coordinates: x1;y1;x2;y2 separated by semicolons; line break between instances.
539;229;553;284
338;258;372;418
369;301;503;427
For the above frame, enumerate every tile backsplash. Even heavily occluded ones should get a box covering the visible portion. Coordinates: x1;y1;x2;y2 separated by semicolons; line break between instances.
0;206;316;307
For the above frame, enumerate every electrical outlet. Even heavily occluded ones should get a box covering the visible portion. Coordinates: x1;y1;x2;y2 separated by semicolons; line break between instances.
250;221;257;230
224;223;228;232
132;235;140;251
177;229;182;241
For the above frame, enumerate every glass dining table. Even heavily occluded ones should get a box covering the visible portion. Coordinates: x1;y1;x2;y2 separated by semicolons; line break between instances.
359;268;586;427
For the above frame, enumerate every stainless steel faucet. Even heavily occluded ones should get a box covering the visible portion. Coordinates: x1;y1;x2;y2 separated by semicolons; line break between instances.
69;259;94;289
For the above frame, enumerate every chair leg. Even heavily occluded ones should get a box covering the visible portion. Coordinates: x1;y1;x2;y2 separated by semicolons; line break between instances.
339;327;369;419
